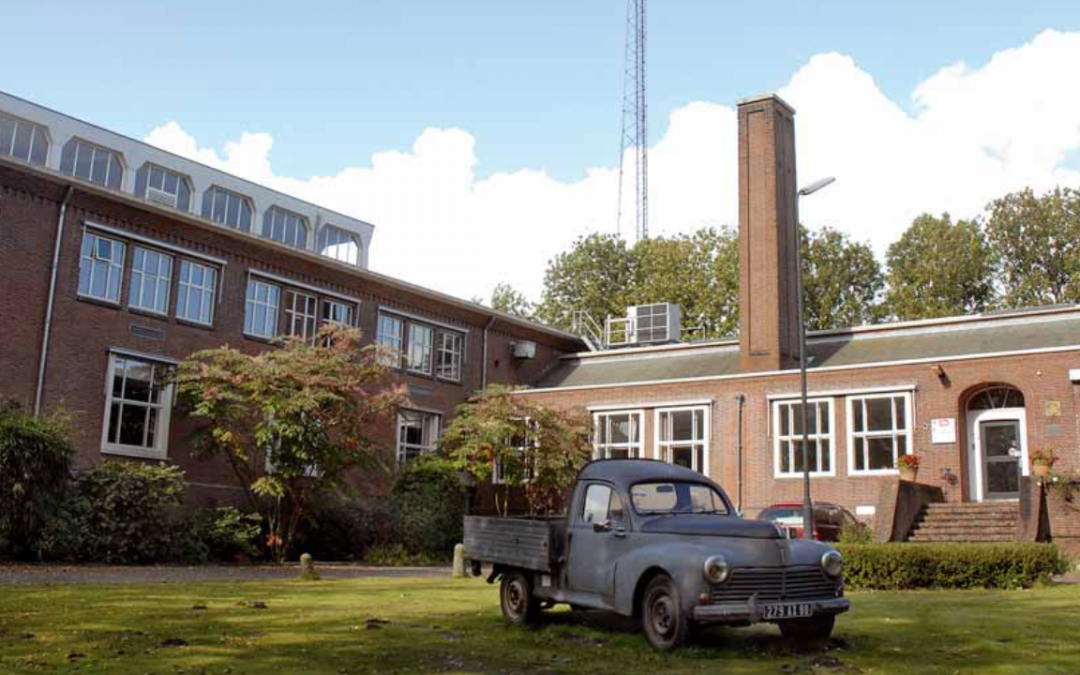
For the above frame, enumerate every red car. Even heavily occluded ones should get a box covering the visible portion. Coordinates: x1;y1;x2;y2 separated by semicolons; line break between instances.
756;501;862;542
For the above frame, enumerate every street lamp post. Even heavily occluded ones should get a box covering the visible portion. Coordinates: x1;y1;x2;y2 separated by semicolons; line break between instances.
795;176;835;540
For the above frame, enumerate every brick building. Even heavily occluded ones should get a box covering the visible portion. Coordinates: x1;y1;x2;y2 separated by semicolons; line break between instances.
0;90;581;505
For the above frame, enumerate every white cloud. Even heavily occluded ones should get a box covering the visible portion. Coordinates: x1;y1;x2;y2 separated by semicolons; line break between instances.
144;29;1080;304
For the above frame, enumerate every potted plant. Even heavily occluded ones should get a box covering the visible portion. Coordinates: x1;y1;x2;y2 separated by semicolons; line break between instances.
1030;449;1059;478
898;454;921;482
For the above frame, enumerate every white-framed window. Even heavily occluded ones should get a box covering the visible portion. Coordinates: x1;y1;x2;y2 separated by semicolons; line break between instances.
318;224;361;266
101;355;173;459
128;247;172;315
436;331;464;382
60;138;123;189
201;186;253;232
376;313;404;367
655;406;710;475
593;411;644;459
0;112;48;166
322;299;355;327
263;207;309;250
407;323;434;375
773;398;835;478
493;417;537;485
136;163;192;212
176;260;218;326
397;409;441;464
244;279;281;339
78;231;126;303
285;290;318;344
847;393;913;475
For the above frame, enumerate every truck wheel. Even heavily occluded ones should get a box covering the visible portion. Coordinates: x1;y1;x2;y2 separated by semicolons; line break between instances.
500;571;540;626
641;575;689;650
779;615;835;642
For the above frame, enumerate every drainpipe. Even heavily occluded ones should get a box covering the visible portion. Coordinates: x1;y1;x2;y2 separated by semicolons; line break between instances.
34;186;75;416
735;393;746;514
480;316;496;390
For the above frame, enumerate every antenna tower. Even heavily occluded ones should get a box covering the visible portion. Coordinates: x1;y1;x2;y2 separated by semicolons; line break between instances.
616;0;648;241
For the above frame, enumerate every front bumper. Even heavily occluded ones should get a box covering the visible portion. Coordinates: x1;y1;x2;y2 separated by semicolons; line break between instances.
691;597;850;623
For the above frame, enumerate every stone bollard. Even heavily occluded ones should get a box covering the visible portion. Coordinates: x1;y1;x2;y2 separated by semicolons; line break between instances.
452;543;465;578
299;553;320;581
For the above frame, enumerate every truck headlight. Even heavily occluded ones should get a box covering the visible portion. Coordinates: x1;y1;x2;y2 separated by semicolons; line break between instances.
821;550;843;578
703;555;730;584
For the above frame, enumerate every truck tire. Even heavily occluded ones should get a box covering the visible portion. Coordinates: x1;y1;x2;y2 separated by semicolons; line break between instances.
778;615;835;642
499;570;540;626
641;574;689;650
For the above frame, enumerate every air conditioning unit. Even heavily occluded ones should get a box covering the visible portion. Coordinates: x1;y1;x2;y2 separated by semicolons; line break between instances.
511;340;537;359
626;303;681;345
146;187;178;209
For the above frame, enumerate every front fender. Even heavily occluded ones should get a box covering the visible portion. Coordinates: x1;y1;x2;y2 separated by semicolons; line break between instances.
612;541;720;616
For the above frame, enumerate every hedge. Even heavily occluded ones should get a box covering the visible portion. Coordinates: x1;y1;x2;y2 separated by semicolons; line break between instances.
836;542;1069;590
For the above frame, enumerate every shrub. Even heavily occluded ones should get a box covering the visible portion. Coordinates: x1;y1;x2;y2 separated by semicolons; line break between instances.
363;543;446;567
299;495;387;561
836;542;1069;590
184;507;263;563
0;403;74;560
837;521;874;545
388;455;467;559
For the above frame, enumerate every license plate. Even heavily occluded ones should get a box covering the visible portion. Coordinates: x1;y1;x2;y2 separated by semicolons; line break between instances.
763;603;813;619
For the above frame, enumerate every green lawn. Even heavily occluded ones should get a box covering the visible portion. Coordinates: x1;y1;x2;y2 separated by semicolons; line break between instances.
1;577;1078;674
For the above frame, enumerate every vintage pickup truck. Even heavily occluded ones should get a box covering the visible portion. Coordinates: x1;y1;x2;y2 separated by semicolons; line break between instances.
463;459;849;649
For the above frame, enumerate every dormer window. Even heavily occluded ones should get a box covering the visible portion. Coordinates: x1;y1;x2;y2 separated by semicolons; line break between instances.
60;138;124;189
318;224;362;266
135;164;192;212
263;207;308;250
0;112;48;166
201;186;253;232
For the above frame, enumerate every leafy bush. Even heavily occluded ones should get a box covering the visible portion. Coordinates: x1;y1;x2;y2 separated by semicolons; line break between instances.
838;521;874;545
299;495;387;561
363;543;446;567
388;455;467;559
184;507;263;563
0;403;75;560
837;542;1069;590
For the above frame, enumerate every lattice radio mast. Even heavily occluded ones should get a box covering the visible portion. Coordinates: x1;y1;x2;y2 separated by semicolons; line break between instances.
616;0;648;241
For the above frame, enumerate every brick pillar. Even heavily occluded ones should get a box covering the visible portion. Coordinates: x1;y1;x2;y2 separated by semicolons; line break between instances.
737;94;800;373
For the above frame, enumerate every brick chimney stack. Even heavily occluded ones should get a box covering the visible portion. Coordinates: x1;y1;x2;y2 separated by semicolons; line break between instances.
737;94;800;373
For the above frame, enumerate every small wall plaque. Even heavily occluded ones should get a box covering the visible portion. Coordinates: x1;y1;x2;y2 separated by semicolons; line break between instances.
931;417;956;444
1045;400;1062;418
1045;423;1063;436
407;384;434;398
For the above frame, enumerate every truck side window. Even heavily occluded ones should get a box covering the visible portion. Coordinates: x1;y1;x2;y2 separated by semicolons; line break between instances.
582;484;613;524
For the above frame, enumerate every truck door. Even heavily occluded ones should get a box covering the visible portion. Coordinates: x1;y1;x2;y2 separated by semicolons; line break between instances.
568;482;632;596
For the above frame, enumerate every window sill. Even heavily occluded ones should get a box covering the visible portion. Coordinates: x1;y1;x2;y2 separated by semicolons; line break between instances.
848;469;900;477
129;307;171;322
101;444;168;461
76;294;123;310
774;472;837;480
243;332;277;345
176;317;215;331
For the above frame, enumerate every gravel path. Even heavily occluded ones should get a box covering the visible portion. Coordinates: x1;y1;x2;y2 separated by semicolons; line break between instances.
0;563;451;585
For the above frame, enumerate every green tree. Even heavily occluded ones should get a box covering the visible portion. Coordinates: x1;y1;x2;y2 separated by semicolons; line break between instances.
884;213;994;320
801;226;884;331
535;233;636;331
985;187;1080;308
440;386;592;516
490;282;534;318
171;325;405;559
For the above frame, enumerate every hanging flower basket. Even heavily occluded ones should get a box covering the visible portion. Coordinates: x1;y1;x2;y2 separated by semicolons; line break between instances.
898;454;920;482
1031;449;1059;479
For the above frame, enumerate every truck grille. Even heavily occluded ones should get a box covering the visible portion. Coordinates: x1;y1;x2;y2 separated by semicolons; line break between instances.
710;566;839;604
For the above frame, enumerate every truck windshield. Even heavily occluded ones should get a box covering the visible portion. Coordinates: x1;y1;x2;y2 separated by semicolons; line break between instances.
630;482;728;515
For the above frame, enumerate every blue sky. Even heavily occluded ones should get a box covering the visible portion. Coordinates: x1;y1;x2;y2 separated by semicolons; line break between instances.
8;0;1079;182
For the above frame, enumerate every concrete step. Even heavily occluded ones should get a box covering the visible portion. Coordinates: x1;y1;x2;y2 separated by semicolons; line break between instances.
917;513;1019;524
909;532;1016;542
912;524;1017;536
923;503;1018;514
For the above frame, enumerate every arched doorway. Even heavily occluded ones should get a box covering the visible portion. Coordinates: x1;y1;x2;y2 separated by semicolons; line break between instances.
966;385;1028;502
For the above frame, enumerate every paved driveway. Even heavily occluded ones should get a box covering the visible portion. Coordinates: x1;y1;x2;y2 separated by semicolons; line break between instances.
0;563;450;584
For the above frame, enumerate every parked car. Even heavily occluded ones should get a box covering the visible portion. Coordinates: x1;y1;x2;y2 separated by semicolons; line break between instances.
757;501;863;542
463;459;849;650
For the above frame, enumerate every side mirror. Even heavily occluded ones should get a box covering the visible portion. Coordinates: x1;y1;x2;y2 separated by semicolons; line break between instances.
593;520;612;533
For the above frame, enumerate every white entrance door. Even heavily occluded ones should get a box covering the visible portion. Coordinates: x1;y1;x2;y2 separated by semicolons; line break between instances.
966;407;1028;502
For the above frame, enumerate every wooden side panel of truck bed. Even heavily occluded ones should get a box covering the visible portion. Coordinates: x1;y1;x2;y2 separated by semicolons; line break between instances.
463;516;553;572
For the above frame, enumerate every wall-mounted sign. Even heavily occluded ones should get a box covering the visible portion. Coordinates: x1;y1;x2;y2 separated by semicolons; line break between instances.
1045;400;1062;418
931;417;956;444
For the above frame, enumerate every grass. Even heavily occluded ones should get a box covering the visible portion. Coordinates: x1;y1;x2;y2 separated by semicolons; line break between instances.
1;577;1078;674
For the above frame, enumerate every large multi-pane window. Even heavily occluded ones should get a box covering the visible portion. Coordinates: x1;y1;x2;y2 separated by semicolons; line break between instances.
135;164;192;212
0;112;48;166
318;225;361;266
593;411;643;459
407;324;435;375
656;406;709;475
284;291;318;344
244;279;281;338
376;314;404;366
848;393;913;475
201;186;253;232
60;138;123;189
176;260;218;325
397;410;441;463
128;247;172;315
493;417;537;484
262;207;308;250
321;299;355;327
436;331;464;382
102;355;172;459
78;232;126;303
773;399;834;477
